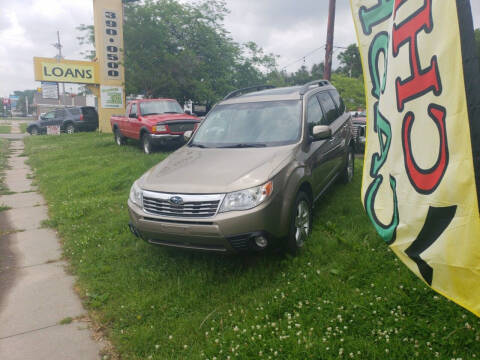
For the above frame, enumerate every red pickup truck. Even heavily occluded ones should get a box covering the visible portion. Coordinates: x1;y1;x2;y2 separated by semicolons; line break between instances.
110;99;201;154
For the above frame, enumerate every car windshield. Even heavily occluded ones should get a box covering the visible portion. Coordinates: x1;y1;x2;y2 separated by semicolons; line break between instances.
140;101;183;116
191;100;302;148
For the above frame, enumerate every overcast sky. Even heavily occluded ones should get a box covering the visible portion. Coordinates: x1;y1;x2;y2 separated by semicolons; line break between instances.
0;0;479;97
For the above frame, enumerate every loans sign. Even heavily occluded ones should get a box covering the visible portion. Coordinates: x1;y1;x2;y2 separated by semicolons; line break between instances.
33;57;99;84
351;0;480;315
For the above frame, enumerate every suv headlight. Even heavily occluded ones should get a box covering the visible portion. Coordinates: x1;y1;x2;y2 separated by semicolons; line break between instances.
220;181;273;212
129;181;143;207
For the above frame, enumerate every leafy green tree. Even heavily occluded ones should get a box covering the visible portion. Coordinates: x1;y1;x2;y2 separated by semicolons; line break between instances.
77;0;278;106
310;62;325;80
336;44;362;78
330;74;365;111
13;90;36;116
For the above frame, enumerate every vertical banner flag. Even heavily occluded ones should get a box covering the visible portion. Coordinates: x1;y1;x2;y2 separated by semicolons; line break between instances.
93;0;126;132
351;0;480;316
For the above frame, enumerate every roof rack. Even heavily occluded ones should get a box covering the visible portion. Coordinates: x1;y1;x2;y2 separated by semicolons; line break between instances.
223;85;276;100
299;79;331;95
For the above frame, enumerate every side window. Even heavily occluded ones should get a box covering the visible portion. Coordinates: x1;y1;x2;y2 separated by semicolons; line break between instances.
54;109;66;119
44;111;55;120
130;103;137;117
306;96;326;133
317;92;337;125
328;90;346;115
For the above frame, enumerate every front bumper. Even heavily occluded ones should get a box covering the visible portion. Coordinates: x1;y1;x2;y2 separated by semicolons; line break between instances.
150;134;184;144
127;194;287;253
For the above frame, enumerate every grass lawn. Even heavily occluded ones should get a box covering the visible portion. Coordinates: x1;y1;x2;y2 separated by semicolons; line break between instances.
0;125;11;134
20;123;28;134
0;138;9;195
24;133;479;360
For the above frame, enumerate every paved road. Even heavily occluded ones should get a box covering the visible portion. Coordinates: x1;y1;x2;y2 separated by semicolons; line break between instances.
0;123;103;359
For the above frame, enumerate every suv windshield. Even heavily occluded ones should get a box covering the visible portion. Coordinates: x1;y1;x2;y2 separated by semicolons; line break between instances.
140;101;183;116
191;100;302;148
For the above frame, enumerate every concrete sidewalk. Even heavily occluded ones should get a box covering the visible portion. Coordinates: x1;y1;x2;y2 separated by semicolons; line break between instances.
0;137;104;359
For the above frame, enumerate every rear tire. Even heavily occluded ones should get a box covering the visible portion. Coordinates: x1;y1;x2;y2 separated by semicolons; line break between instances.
141;133;153;154
340;146;355;184
114;128;126;146
286;192;312;255
65;124;75;134
30;126;39;136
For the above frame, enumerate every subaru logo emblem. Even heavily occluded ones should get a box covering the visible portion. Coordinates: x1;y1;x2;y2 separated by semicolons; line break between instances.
169;196;184;205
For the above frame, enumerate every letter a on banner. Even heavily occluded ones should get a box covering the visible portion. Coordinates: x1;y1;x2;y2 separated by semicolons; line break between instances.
350;0;480;316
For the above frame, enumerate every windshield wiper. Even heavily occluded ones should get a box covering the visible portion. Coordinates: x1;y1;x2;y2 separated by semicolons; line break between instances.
163;111;182;114
217;143;267;148
142;113;159;116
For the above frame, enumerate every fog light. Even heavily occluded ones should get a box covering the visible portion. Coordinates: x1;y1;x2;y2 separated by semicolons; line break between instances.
254;236;268;249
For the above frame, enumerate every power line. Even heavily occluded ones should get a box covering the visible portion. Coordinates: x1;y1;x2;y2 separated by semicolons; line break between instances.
280;43;350;71
280;45;325;71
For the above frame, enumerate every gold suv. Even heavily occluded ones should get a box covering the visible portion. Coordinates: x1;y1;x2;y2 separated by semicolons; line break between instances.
128;80;354;254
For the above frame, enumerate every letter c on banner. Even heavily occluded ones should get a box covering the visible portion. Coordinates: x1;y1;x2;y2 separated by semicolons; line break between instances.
402;104;448;194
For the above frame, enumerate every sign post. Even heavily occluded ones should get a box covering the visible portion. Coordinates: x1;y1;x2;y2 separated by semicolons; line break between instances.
92;0;126;132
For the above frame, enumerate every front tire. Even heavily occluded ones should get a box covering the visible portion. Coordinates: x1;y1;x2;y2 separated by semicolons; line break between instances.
286;192;312;255
114;128;126;146
141;133;153;154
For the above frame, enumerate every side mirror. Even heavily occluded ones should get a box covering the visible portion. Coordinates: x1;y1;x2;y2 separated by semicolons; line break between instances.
311;125;332;141
129;113;137;119
40;116;46;121
184;130;193;141
185;110;192;115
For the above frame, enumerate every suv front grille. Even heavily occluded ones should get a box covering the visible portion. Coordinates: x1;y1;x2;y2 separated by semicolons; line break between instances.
142;191;224;218
167;122;196;133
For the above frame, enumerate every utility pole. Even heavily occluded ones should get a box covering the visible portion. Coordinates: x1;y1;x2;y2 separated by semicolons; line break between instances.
324;0;336;81
53;30;66;106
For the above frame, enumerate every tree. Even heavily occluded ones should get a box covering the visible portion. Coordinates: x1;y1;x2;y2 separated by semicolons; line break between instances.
336;44;362;78
13;90;36;116
77;0;278;106
310;62;325;80
330;74;365;111
76;24;96;61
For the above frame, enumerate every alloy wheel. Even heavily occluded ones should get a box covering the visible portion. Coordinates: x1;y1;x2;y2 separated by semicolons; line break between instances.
294;200;310;247
66;125;74;134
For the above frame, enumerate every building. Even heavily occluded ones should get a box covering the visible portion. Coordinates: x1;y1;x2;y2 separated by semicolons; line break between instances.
33;92;97;117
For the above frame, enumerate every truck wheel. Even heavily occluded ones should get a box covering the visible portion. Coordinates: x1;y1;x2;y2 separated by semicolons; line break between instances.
340;146;355;184
286;191;312;255
114;128;126;146
66;124;75;134
141;133;153;154
30;126;39;136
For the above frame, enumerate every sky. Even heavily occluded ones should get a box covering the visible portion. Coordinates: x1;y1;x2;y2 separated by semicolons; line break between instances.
0;0;479;97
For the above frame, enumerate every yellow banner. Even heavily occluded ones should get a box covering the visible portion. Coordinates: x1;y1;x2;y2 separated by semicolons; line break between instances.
351;0;480;316
33;57;99;84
